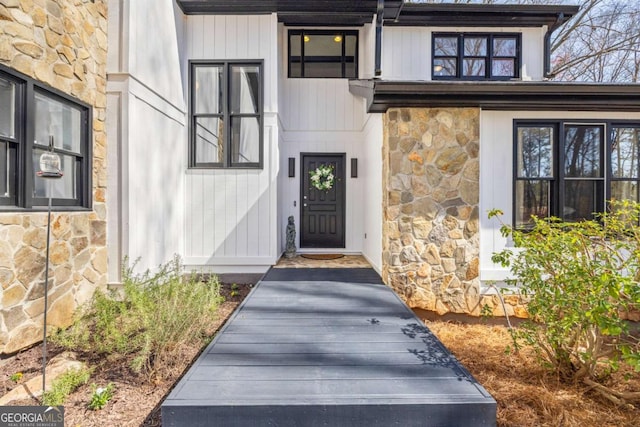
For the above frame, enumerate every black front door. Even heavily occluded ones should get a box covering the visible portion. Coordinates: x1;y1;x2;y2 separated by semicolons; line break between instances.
301;153;345;248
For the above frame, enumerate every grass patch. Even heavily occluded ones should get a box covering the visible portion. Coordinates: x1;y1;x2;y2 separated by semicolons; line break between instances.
52;257;223;379
42;368;91;406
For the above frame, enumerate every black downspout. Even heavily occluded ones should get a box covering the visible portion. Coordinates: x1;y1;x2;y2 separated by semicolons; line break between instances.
375;0;384;78
544;13;564;79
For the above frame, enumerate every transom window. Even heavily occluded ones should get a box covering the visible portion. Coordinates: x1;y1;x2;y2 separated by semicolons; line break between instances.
514;121;640;228
190;61;263;168
288;30;358;78
433;33;520;80
0;65;91;210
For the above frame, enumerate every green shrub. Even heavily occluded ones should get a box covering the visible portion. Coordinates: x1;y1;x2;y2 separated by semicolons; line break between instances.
490;201;640;403
52;256;223;378
42;368;91;406
88;383;115;410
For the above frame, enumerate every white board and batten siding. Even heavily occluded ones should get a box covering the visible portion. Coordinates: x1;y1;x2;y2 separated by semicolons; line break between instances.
183;14;280;273
107;0;187;280
382;26;546;81
479;110;640;286
278;24;382;259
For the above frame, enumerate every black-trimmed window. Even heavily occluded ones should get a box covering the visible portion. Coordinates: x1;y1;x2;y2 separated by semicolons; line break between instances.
433;33;520;80
288;30;358;78
0;65;91;210
190;61;263;168
514;121;640;228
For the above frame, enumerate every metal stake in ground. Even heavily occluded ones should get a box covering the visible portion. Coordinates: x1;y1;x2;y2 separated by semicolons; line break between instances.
37;136;63;403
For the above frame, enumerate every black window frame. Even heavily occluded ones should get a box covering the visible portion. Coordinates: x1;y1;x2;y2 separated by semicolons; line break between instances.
0;64;92;211
288;30;359;79
513;120;640;228
432;32;521;81
189;60;264;169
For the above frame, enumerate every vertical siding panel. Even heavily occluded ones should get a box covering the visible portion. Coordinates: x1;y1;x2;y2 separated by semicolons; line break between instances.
213;173;225;257
214;16;226;59
246;172;261;257
202;174;215;255
258;131;271;256
235;171;249;256
224;172;237;255
192;15;204;59
191;174;204;256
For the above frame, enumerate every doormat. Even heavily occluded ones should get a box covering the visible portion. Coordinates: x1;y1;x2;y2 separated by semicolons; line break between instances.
300;254;345;260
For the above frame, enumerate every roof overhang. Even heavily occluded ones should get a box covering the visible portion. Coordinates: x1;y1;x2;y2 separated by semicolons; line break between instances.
175;1;578;27
385;4;579;28
349;80;640;113
176;0;402;26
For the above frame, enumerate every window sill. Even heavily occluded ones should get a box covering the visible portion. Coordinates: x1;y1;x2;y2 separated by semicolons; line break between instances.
0;206;92;213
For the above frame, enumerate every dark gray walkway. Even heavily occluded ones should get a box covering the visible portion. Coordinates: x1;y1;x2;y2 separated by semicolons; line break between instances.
162;268;496;427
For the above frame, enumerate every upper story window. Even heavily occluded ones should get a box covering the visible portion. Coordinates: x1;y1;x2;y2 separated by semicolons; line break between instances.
190;61;263;168
514;120;640;228
433;33;520;80
288;30;358;78
0;65;92;210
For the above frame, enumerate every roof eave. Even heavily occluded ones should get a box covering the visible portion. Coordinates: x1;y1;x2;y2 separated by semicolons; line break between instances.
349;80;640;113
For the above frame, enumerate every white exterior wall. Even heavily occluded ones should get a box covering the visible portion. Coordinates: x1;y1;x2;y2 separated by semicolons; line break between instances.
107;0;187;279
479;110;640;285
382;26;546;81
278;24;373;254
183;14;280;273
361;115;383;272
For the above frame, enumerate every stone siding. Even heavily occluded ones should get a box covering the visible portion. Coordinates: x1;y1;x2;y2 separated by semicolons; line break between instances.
0;0;108;354
381;108;527;318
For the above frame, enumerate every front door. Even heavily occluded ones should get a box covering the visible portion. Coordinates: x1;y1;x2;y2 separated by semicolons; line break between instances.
301;154;345;248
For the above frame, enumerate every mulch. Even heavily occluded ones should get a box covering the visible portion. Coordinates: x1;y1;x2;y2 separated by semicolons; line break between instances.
0;282;253;427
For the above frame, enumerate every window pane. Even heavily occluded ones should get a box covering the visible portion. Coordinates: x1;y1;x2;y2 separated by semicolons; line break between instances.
463;59;485;77
434;37;457;56
517;126;553;178
492;59;515;77
230;66;260;114
464;37;487;56
433;58;456;77
612;127;640;178
231;117;260;164
35;92;82;153
345;35;357;78
493;38;516;57
305;62;342;78
0;77;15;139
194;117;223;164
564;125;602;178
515;180;549;227
0;141;9;198
32;150;77;199
563;180;602;221
290;34;301;57
611;180;638;202
195;66;223;114
305;34;341;57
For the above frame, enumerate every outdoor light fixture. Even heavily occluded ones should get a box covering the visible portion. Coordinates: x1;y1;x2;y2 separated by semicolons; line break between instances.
288;157;295;177
37;136;63;403
304;35;310;43
334;35;342;43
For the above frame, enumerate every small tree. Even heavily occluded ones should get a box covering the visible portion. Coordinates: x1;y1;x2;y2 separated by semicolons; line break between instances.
490;200;640;404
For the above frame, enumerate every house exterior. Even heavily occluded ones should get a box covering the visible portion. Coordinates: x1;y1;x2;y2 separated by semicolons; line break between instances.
0;0;108;354
3;0;640;353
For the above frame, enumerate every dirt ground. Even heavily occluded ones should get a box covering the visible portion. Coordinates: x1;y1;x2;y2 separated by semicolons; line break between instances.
0;282;253;427
2;286;639;427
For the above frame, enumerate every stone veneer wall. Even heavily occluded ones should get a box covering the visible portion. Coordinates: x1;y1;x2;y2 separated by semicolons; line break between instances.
0;0;108;354
382;108;527;318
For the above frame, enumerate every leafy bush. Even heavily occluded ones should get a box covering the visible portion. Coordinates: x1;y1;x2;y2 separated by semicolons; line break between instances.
43;368;91;406
53;256;223;378
490;201;640;404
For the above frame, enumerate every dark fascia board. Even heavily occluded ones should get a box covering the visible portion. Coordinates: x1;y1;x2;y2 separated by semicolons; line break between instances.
175;1;401;26
385;4;580;28
349;80;640;113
